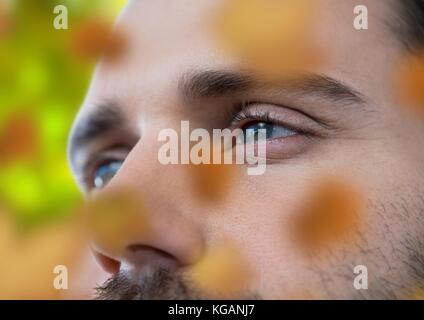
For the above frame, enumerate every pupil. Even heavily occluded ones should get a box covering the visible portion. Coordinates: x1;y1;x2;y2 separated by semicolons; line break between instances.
254;122;273;139
244;122;274;142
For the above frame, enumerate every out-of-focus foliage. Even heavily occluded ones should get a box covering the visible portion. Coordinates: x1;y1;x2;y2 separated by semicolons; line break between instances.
188;143;240;202
84;188;149;256
0;212;86;299
0;0;126;226
395;51;424;116
214;0;324;79
188;242;253;297
292;177;364;253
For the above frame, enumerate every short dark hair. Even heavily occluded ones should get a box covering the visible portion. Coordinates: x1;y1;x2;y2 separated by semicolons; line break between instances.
396;0;424;52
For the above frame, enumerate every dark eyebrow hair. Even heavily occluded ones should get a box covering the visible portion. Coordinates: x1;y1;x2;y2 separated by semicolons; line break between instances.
289;74;367;104
179;70;253;99
68;104;124;168
179;70;367;105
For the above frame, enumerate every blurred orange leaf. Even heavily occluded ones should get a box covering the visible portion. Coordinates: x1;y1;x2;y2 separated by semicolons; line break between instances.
189;163;238;202
395;52;424;116
0;112;39;165
0;8;12;38
293;177;364;252
188;142;240;201
70;18;127;64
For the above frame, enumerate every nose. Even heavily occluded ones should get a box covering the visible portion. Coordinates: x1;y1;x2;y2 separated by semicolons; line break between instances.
92;213;204;274
89;135;205;275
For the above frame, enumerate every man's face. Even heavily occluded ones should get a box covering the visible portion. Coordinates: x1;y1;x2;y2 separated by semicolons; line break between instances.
69;0;424;299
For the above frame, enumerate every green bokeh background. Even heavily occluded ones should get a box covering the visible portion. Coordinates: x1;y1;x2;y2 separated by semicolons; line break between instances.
0;0;126;226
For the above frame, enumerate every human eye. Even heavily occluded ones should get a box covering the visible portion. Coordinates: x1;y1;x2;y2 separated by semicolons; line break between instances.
81;147;129;192
229;102;320;159
92;160;123;189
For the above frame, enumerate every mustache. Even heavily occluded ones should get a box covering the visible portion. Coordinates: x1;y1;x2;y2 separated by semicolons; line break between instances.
94;268;201;300
94;267;261;300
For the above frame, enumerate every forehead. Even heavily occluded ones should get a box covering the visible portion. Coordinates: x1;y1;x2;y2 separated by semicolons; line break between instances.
82;0;398;116
117;0;395;58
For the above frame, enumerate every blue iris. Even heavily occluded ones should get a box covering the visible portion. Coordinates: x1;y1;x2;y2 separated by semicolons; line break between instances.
244;122;297;141
93;160;123;189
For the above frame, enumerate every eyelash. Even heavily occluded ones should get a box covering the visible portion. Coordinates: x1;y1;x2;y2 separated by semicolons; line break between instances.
232;106;274;125
229;101;313;137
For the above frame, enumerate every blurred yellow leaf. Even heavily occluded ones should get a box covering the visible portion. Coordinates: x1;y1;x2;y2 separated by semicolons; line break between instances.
0;213;85;299
188;242;252;296
215;0;324;78
409;286;424;300
83;189;149;255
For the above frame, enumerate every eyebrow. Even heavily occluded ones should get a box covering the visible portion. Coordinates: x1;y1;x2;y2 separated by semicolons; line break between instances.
68;104;124;168
179;70;367;105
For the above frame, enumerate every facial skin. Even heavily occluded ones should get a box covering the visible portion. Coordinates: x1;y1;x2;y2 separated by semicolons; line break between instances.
68;0;424;299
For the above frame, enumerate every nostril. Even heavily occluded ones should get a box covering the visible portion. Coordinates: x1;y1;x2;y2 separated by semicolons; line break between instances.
93;251;121;275
126;244;180;269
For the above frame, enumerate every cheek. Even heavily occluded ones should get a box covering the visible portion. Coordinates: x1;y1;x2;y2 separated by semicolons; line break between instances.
206;168;317;295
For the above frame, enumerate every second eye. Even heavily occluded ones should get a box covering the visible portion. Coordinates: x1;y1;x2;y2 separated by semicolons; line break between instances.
93;160;123;189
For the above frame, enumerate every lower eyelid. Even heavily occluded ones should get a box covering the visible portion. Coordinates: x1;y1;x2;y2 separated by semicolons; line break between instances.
264;134;313;160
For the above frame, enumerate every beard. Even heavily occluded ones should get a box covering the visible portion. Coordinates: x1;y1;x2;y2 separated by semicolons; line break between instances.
95;267;260;300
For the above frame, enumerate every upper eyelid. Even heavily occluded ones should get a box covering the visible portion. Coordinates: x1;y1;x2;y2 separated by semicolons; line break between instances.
229;102;322;136
231;100;335;132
